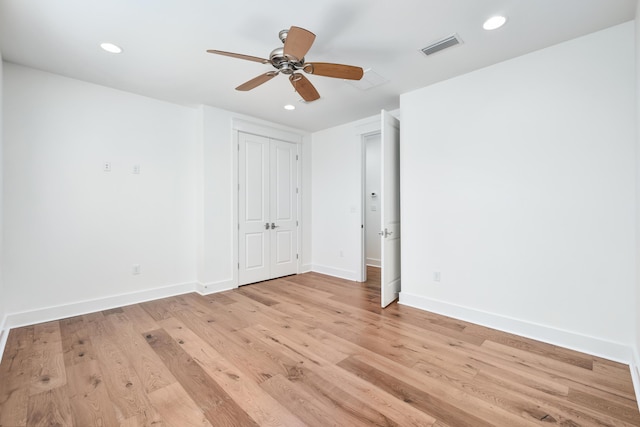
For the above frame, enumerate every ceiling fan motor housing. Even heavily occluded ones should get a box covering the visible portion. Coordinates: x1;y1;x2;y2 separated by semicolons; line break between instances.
269;47;304;74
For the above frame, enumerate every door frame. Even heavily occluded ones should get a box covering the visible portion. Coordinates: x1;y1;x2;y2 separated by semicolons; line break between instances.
360;130;382;283
232;119;304;288
356;119;384;283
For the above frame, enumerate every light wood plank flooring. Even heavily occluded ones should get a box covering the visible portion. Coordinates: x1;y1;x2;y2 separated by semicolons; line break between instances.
1;268;639;426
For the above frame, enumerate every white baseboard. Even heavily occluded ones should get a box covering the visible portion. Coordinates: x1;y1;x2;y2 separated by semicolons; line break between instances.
300;263;313;274
0;314;8;363
0;278;242;362
399;292;633;364
197;279;236;295
311;264;359;281
5;281;197;330
366;258;381;267
631;349;640;412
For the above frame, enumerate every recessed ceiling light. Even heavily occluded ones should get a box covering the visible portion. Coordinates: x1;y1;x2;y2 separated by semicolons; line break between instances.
284;104;295;110
100;42;123;54
483;16;507;31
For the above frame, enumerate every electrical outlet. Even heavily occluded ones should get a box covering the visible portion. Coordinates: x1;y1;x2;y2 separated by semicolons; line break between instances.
103;161;111;172
133;164;140;174
339;250;344;258
434;271;441;282
132;264;141;275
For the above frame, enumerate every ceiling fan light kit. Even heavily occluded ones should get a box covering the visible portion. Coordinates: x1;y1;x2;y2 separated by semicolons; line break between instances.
207;26;364;102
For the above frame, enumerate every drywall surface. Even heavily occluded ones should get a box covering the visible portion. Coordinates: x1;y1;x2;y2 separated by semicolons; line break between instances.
3;63;198;316
0;56;5;340
634;0;640;371
311;114;380;280
400;22;636;359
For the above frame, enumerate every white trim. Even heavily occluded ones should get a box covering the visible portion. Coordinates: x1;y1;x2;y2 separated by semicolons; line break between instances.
232;127;240;288
631;349;640;411
311;264;359;281
197;279;236;295
5;281;197;330
359;133;366;282
0;315;8;363
0;275;271;362
232;118;303;144
366;258;381;267
300;263;313;274
296;145;302;275
355;118;381;136
399;292;633;364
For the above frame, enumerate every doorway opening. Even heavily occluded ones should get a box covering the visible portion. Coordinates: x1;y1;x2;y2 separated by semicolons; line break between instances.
359;110;401;307
362;132;382;286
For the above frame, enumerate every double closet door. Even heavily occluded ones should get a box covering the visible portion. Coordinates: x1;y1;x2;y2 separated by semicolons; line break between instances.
238;132;299;286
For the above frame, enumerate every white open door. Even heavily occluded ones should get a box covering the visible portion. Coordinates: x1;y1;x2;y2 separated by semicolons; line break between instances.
380;110;401;308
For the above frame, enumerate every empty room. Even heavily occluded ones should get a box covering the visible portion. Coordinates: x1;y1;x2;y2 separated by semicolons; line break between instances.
1;0;640;425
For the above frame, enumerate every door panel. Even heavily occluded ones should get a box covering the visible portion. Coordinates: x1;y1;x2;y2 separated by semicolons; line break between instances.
381;110;401;307
270;139;298;278
239;133;271;285
244;233;266;269
245;141;266;221
274;230;293;264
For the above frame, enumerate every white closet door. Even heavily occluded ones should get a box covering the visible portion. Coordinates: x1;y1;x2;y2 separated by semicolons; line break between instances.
380;110;401;307
238;132;271;285
238;132;298;286
270;139;298;279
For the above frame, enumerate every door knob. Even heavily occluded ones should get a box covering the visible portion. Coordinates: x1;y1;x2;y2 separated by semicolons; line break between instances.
271;223;279;229
265;222;270;230
379;228;392;238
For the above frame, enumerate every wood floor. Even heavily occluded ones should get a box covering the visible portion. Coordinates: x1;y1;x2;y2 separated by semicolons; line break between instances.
1;268;639;426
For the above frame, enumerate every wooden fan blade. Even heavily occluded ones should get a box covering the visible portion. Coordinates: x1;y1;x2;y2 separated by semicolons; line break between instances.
236;72;278;91
283;26;316;61
207;50;270;64
289;74;320;102
304;62;364;80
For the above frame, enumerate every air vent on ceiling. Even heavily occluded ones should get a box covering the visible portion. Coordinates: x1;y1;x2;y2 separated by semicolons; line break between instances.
421;33;463;56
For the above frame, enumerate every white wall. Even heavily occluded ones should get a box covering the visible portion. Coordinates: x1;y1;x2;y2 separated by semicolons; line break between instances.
634;0;640;380
365;134;381;266
0;54;5;345
1;63;313;329
400;22;636;361
311;115;380;280
3;63;198;323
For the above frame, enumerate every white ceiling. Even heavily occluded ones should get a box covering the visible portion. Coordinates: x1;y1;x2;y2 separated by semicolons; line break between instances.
0;0;636;132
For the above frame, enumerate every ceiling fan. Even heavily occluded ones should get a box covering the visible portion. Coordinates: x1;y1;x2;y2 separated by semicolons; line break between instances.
207;26;364;102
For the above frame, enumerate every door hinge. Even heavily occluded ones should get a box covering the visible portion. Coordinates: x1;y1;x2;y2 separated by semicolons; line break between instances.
238;262;240;269
296;254;299;260
237;144;240;151
296;187;299;194
296;154;299;161
296;220;299;226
